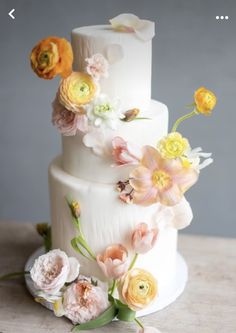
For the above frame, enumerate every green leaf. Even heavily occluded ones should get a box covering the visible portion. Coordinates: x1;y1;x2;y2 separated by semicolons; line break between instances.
71;238;91;260
76;236;96;260
72;305;118;331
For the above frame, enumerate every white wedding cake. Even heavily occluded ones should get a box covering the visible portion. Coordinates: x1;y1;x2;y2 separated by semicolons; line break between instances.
28;13;216;328
48;19;192;295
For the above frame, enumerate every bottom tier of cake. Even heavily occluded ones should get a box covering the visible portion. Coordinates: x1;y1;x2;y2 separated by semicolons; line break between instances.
49;157;181;291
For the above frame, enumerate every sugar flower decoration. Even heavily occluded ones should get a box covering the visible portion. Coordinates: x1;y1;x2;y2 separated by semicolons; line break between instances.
59;71;97;112
62;277;110;324
131;223;158;254
129;146;198;206
30;36;73;80
112;136;142;166
194;86;217;115
154;197;193;230
97;244;129;279
52;96;88;135
110;13;155;42
83;129;110;156
157;132;190;159
86;94;124;129
184;147;213;172
118;268;158;311
85;53;109;81
30;249;80;295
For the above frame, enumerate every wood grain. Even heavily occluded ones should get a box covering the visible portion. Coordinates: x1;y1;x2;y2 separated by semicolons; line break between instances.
0;222;235;333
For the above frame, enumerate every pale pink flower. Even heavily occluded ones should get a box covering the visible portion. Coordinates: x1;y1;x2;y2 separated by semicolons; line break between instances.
97;244;129;279
112;136;142;166
137;327;162;333
132;223;158;254
52;97;88;135
85;53;109;81
30;249;80;295
63;277;110;324
130;146;198;207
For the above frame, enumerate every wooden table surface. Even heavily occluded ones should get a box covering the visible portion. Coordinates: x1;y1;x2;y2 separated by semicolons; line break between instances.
0;222;235;333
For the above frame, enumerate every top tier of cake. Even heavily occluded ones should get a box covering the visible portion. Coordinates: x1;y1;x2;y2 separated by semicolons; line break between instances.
71;25;152;111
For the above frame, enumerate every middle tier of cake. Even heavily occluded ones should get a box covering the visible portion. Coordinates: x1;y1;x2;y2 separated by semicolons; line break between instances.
62;99;168;183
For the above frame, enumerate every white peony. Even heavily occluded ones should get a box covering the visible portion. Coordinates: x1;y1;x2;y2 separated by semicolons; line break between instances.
30;249;80;295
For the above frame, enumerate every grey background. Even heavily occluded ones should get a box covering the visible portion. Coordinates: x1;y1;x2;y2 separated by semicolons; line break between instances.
0;0;235;237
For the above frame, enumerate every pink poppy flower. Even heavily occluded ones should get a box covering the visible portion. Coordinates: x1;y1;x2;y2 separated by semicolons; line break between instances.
112;136;142;166
130;146;198;206
132;223;158;254
97;244;129;279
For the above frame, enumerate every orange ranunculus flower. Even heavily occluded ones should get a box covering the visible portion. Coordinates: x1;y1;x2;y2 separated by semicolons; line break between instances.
59;72;97;112
30;36;73;80
118;268;158;311
194;87;217;115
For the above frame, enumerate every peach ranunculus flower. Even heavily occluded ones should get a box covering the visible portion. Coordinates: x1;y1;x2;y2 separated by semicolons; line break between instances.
118;268;158;311
112;136;142;166
30;249;80;295
97;244;129;279
85;53;109;81
52;96;88;135
131;223;158;254
194;86;217;115
129;146;198;207
30;36;73;80
59;72;97;112
63;277;110;324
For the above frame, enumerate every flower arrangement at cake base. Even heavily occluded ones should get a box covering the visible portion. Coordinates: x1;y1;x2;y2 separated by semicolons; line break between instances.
28;198;162;332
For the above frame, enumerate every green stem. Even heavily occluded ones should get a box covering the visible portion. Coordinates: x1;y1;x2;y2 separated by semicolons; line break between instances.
110;280;117;296
76;218;85;240
0;271;30;281
171;109;198;132
129;253;138;270
134;318;144;329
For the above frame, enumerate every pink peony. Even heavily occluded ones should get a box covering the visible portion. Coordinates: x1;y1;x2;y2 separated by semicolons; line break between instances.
137;327;162;333
85;53;109;81
30;249;80;295
63;277;110;324
97;244;129;279
130;146;198;206
112;136;142;166
132;223;158;254
52;97;88;135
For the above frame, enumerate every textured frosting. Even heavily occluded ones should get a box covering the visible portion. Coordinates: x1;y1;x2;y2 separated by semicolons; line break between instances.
71;25;152;111
49;157;177;289
62;100;168;183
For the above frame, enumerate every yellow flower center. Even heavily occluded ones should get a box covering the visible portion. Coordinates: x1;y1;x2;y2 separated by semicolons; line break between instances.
137;280;150;296
37;42;59;71
73;81;90;98
94;103;113;117
152;170;171;189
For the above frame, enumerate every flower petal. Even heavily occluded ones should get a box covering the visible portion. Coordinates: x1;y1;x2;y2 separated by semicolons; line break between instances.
141;146;162;171
66;257;80;283
133;187;159;206
159;184;183;206
173;167;198;193
170;197;193;230
134;19;155;41
130;166;152;191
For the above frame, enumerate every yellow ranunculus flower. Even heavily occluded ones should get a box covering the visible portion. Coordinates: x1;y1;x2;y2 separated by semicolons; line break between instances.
118;268;158;311
59;72;96;112
194;87;217;115
158;132;190;159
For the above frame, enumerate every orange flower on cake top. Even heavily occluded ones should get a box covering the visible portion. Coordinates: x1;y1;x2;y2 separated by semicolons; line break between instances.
129;146;198;206
59;72;97;112
30;36;73;80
